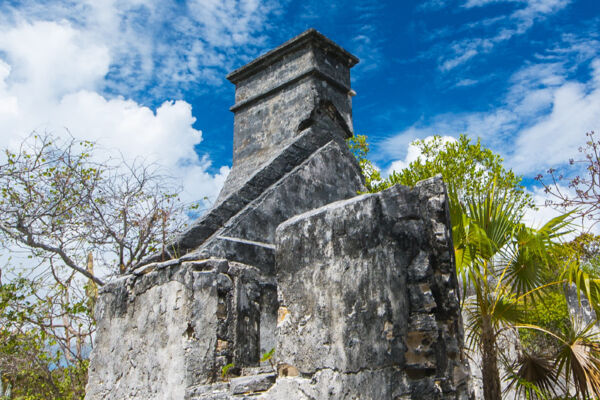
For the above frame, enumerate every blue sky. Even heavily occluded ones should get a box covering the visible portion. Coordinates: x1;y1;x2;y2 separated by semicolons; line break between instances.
0;0;598;222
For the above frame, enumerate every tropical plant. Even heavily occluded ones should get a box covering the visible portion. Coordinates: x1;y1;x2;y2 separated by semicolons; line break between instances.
450;180;573;400
504;351;558;400
509;317;600;399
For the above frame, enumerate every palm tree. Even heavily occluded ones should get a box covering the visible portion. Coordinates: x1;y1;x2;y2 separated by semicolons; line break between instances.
450;183;572;400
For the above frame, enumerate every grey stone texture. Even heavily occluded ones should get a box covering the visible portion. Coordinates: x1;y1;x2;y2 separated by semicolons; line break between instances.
86;29;472;399
85;259;277;400
271;177;471;399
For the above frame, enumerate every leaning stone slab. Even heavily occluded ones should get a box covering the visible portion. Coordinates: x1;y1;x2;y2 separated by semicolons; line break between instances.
192;136;366;271
145;112;363;266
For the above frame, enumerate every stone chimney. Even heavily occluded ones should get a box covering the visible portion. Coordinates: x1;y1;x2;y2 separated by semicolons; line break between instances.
218;28;359;202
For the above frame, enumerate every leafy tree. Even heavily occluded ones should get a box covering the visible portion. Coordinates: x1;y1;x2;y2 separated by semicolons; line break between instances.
387;135;533;212
0;267;89;399
0;132;195;398
0;133;188;284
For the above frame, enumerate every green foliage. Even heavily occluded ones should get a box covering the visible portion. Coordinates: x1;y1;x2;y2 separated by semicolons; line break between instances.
520;290;570;353
559;235;600;319
0;132;194;399
452;182;576;400
260;347;276;371
0;271;89;399
350;134;534;216
221;363;235;379
387;135;532;207
565;234;600;276
346;135;385;192
260;348;275;363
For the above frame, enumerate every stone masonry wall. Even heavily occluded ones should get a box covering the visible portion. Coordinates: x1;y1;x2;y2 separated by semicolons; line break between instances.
269;176;471;400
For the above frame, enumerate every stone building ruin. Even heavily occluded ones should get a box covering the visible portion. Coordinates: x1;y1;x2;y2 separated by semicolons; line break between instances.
85;29;472;400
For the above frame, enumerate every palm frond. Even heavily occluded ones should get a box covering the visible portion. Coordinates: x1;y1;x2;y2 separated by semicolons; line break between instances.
504;352;560;400
463;293;525;351
562;260;600;317
501;212;572;300
555;318;600;399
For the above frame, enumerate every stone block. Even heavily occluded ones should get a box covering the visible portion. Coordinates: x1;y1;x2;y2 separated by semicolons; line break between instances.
230;373;277;394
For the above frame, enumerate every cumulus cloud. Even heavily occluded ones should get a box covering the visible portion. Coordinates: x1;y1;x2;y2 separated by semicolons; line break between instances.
0;18;231;206
509;74;600;173
0;1;283;209
0;0;279;96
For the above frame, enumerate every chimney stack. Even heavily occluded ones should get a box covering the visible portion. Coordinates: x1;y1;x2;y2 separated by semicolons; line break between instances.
218;29;359;202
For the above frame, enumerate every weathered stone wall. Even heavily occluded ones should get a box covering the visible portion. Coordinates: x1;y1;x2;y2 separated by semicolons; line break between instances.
85;29;472;400
86;259;278;400
270;176;470;399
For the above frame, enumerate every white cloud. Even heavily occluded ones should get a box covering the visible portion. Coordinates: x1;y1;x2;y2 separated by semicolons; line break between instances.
463;0;507;7
0;0;280;96
418;0;451;11
385;135;457;176
509;77;600;173
382;42;600;179
0;20;109;99
455;78;479;87
439;0;571;71
0;9;248;209
441;48;480;72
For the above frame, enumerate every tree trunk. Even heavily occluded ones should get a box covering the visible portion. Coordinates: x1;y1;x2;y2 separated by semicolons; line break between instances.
481;314;502;400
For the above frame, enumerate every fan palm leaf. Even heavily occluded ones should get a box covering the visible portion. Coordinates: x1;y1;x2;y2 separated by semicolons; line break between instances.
504;352;560;400
555;318;600;398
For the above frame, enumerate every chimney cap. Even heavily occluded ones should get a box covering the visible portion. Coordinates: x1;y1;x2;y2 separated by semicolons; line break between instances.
226;28;359;84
